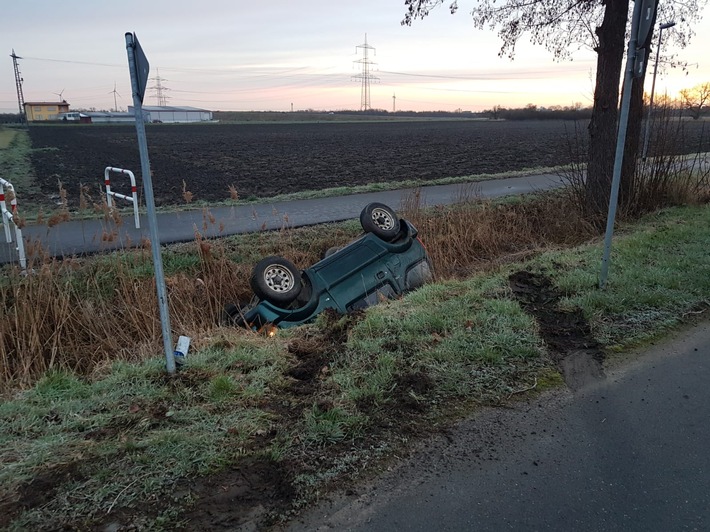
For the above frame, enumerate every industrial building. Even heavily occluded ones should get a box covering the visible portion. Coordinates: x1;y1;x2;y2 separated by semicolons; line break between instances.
127;105;213;123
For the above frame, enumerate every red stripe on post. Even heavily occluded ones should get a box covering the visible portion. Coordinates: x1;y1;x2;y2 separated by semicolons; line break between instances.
131;186;137;193
0;193;4;201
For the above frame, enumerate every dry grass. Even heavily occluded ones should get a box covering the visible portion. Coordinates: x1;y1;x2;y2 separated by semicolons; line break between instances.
560;105;710;222
0;244;251;392
2;161;708;393
1;188;589;392
400;186;598;279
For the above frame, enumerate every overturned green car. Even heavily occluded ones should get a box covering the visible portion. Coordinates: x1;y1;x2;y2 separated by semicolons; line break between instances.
226;202;433;330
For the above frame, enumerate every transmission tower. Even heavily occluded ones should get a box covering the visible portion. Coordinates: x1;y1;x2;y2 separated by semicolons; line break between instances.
10;49;26;121
149;68;170;106
352;34;379;111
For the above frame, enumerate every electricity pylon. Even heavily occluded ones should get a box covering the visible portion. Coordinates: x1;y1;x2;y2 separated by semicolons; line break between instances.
352;34;379;111
149;68;170;106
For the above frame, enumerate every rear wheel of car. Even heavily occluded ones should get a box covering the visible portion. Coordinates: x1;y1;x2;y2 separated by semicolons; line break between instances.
251;256;302;306
360;203;400;241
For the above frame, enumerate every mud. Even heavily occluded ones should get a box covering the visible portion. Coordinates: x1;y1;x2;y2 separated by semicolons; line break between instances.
509;270;605;390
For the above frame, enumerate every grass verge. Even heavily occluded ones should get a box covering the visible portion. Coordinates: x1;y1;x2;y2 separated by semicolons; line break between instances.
1;200;709;529
0;127;39;199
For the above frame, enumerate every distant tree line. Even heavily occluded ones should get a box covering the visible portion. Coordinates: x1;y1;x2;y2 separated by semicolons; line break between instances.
0;113;22;124
482;103;592;120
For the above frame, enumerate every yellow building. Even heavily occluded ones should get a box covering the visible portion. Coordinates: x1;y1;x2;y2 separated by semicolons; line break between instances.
23;101;70;122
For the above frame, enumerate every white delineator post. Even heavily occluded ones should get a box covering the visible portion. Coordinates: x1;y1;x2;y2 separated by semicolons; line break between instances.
104;166;141;229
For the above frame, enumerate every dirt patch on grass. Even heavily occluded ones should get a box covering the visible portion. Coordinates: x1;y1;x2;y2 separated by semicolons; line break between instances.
175;457;296;530
0;461;86;529
509;270;604;390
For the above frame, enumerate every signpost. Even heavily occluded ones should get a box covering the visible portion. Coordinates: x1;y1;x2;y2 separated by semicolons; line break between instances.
125;32;176;373
599;0;657;289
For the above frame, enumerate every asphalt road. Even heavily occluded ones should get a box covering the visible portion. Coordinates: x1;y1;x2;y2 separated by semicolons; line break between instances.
0;172;565;265
289;321;710;532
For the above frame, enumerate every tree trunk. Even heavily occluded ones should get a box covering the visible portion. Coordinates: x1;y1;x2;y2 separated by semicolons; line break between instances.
586;0;630;222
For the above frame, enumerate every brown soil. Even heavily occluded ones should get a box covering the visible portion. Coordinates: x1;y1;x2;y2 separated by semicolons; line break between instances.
27;120;577;209
509;270;605;390
25;120;710;211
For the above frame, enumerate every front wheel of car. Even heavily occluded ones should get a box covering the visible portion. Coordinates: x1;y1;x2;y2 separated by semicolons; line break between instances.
360;202;400;241
251;256;302;306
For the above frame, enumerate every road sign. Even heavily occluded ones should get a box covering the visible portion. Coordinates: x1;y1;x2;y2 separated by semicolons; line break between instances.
125;32;176;374
127;32;150;103
635;47;647;78
636;0;658;45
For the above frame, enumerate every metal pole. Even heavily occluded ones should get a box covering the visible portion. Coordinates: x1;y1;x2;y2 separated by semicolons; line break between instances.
642;21;676;161
125;33;176;374
599;0;645;289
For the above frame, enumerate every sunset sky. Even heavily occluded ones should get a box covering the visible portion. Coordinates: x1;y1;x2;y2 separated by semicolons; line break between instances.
1;0;708;114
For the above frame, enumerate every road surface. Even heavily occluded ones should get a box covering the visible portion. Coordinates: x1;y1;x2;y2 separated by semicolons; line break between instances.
0;172;565;265
289;321;710;531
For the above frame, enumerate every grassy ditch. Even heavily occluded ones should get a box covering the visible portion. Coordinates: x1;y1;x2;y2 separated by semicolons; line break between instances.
1;192;710;529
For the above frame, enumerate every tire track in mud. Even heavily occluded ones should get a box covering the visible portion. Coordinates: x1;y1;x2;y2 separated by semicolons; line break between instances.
509;270;605;390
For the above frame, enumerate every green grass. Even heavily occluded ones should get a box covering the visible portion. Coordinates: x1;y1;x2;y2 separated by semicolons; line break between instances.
2;202;710;529
0;128;39;198
0;128;18;149
541;205;710;347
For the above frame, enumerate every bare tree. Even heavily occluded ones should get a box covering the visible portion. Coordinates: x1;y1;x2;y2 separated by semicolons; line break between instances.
402;0;704;218
680;82;710;119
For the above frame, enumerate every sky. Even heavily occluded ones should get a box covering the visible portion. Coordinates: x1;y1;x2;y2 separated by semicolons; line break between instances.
1;0;709;114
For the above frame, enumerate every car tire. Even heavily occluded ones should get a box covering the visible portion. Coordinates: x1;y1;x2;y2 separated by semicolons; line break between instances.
405;259;434;290
223;302;240;322
251;256;302;306
360;203;400;241
223;302;246;326
323;246;341;259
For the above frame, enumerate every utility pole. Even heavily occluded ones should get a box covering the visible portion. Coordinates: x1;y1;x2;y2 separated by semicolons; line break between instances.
149;68;170;106
392;92;396;113
642;21;676;161
10;49;26;122
352;34;378;111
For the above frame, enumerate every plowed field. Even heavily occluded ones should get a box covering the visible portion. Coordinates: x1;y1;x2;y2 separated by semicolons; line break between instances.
26;119;709;209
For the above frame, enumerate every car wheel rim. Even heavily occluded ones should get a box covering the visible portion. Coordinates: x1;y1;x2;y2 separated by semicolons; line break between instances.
264;265;295;293
371;208;395;231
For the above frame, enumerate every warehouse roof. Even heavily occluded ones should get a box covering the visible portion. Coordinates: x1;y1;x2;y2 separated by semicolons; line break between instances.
139;106;210;112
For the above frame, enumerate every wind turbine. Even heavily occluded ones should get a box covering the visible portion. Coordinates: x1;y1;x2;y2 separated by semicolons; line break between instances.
53;88;65;101
109;82;121;112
